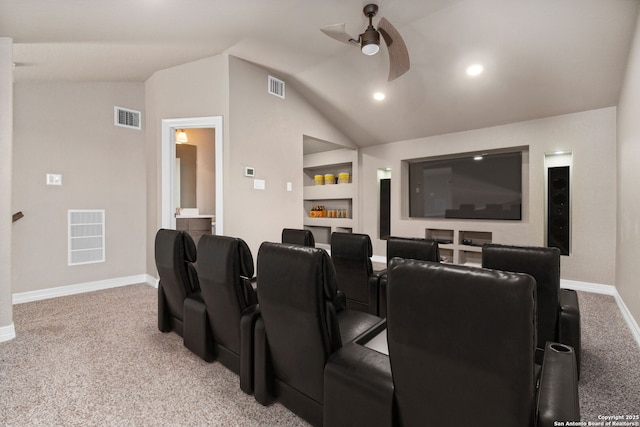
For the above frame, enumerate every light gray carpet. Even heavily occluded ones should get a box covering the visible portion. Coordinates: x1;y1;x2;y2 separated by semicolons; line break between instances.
1;285;639;425
577;291;640;420
0;285;307;426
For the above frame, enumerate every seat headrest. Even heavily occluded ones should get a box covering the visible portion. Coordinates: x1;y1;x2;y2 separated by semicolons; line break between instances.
330;232;372;259
387;236;439;263
258;242;337;300
281;228;316;247
482;243;560;270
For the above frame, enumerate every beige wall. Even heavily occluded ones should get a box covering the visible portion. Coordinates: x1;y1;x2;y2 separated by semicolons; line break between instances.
0;38;13;332
11;82;146;293
226;56;356;258
617;13;640;326
144;55;230;275
360;107;618;285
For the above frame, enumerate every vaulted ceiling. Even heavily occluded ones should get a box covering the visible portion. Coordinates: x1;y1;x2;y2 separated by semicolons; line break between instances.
2;0;638;146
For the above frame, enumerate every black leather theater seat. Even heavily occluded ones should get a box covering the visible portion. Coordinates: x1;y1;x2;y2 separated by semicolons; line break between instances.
330;232;380;315
375;236;441;317
324;259;580;427
254;242;383;426
185;234;259;393
155;228;200;337
482;243;581;377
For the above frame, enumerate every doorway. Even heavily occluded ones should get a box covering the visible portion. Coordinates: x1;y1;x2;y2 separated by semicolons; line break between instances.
161;116;223;234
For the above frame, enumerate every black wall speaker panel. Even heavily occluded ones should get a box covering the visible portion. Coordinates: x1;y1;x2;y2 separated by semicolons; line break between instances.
547;166;570;255
380;178;391;240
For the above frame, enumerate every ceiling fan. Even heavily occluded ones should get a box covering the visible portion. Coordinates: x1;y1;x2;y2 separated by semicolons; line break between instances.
321;3;410;82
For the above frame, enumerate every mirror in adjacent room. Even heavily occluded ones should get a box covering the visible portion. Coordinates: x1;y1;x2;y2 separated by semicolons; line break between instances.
173;128;216;217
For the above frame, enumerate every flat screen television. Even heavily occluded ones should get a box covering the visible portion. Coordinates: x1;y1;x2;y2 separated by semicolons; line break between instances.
409;151;522;220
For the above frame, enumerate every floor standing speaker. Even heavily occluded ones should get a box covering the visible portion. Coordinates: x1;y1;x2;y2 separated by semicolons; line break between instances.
547;166;570;255
379;178;391;240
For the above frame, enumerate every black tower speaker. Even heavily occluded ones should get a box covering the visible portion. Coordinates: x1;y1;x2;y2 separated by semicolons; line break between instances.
379;178;391;240
547;166;570;255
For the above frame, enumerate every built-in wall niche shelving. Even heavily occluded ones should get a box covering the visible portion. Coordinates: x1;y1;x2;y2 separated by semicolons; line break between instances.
303;146;358;249
426;228;493;267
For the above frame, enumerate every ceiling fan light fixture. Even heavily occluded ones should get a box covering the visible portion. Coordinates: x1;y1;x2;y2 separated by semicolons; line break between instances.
361;27;380;55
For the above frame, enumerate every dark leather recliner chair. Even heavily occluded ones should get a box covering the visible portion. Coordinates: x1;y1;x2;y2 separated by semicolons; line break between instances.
482;243;581;376
376;236;440;317
281;228;315;247
330;232;380;315
324;259;580;427
254;242;384;427
186;234;260;394
155;228;200;336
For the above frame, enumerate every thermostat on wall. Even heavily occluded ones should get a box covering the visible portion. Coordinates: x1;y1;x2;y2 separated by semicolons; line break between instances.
244;166;255;177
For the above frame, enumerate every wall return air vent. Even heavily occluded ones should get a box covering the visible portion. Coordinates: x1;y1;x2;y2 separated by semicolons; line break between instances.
68;209;105;266
268;75;285;99
114;106;142;130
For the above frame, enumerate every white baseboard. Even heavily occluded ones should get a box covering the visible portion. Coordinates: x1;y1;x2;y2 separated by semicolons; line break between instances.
0;322;16;343
561;279;640;349
145;274;159;288
12;274;150;304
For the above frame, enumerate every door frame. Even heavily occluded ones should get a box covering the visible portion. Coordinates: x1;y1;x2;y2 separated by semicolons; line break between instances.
161;116;223;234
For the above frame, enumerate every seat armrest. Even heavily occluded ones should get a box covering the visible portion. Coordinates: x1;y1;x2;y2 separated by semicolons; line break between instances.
183;295;215;362
374;270;389;318
240;304;261;394
331;289;347;312
254;315;275;405
368;274;381;315
536;342;580;427
558;289;581;377
372;268;387;278
324;342;393;427
158;282;171;332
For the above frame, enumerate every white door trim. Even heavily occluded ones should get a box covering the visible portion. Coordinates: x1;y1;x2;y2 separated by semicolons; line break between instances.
161;116;223;234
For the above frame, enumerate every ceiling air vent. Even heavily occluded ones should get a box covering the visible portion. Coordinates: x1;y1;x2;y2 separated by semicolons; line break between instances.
114;106;142;130
268;75;285;99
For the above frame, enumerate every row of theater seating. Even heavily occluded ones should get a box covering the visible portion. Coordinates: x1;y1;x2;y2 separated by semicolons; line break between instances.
154;228;581;427
282;228;581;376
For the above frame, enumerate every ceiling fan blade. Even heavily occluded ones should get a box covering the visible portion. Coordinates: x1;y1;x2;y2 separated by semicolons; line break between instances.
321;24;359;46
378;17;410;81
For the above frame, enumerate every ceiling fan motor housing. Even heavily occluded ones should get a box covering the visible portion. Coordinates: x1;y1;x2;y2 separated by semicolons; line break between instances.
361;4;381;55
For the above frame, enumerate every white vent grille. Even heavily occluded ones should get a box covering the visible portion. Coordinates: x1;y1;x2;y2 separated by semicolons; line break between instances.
114;106;142;129
268;75;285;99
68;210;105;266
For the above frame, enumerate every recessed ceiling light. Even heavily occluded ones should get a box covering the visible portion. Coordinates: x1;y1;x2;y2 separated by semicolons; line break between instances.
473;155;483;161
373;92;385;101
466;64;484;77
554;151;565;155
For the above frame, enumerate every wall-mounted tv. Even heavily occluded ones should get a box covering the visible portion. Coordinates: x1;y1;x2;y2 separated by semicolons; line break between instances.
409;150;523;220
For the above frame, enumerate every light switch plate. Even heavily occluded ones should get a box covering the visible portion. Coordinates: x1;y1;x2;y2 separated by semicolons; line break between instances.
287;182;292;191
253;179;266;190
46;173;62;186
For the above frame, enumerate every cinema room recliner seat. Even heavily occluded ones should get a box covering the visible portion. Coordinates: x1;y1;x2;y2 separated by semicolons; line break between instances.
330;232;380;315
324;259;580;427
185;234;260;394
376;236;441;317
281;228;315;247
154;228;201;337
481;243;581;377
253;242;384;427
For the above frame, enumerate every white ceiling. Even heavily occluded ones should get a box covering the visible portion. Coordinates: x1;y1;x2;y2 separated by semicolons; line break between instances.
2;0;638;146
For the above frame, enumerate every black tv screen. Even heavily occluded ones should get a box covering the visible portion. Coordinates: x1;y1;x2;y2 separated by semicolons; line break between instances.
409;151;522;220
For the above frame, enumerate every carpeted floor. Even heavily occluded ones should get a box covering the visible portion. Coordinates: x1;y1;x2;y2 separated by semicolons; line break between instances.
1;285;638;425
0;285;307;426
